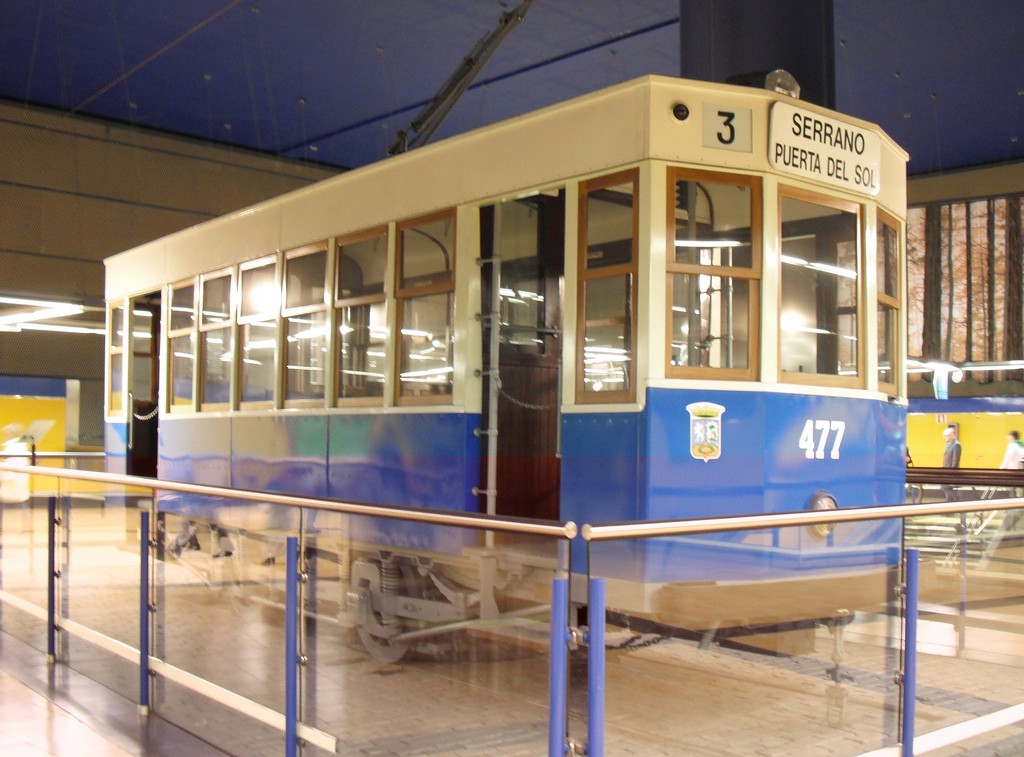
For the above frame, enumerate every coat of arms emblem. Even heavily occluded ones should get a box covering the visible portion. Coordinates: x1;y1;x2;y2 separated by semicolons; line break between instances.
686;402;725;461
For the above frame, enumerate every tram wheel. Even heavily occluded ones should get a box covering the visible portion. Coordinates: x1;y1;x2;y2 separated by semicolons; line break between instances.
357;626;410;663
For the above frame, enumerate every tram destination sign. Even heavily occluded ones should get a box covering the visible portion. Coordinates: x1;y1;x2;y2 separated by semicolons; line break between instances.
769;102;881;196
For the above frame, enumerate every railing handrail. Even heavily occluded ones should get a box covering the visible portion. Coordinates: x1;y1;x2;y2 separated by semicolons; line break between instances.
7;459;1019;544
905;465;1024;485
0;462;577;540
583;495;1024;542
0;451;106;459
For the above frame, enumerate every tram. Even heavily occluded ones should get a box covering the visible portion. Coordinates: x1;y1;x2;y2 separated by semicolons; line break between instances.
105;74;909;655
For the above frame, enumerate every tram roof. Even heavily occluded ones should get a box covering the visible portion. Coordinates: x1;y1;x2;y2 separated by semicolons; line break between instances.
106;75;907;300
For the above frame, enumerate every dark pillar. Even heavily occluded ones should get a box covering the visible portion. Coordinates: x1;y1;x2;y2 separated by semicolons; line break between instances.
679;0;836;108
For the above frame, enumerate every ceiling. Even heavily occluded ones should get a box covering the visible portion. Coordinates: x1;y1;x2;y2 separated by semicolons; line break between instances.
1;1;1022;178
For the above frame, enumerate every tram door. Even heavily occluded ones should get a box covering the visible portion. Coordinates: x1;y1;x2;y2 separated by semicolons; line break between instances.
480;193;565;521
126;292;160;477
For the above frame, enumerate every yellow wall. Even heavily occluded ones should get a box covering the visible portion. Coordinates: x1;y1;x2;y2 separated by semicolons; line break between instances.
908;412;1024;469
0;395;65;451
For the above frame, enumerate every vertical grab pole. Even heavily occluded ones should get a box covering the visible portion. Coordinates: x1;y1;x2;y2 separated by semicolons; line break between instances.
47;495;57;661
284;536;299;757
548;577;568;757
901;548;920;757
587;578;606;757
139;510;150;712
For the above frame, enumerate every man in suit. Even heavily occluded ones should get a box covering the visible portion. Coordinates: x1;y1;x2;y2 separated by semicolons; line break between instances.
942;425;962;468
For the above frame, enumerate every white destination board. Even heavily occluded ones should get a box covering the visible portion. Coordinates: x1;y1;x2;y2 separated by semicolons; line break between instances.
769;101;881;196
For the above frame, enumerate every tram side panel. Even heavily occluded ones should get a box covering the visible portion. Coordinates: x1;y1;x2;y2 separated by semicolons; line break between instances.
561;388;906;581
156;411;482;553
327;412;482;551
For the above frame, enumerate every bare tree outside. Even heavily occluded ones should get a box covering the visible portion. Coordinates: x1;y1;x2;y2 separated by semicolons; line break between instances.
908;194;1022;393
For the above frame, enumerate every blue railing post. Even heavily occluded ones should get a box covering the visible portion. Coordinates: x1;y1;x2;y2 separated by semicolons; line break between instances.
285;536;299;757
587;578;606;757
47;495;57;661
139;510;150;712
902;548;920;757
548;577;568;757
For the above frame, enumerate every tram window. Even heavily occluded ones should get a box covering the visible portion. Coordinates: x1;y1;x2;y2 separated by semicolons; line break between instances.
582;275;632;394
285;245;327;310
167;283;197;412
338;233;386;299
493;199;548;352
201;274;232;326
170;284;195;331
669;274;752;370
195;271;233;411
107;303;126;415
666;170;760;379
577;170;638;403
398;213;454;290
109;353;124;415
339;302;387;399
336;229;388;405
877;217;899;300
169;333;195;408
877;304;897;387
201;327;233;407
285;310;328;403
130;305;157;403
398;293;453;401
240;258;279;319
240;319;276;405
397;212;455;404
877;212;902;391
238;258;279;407
281;244;329;406
779;190;861;384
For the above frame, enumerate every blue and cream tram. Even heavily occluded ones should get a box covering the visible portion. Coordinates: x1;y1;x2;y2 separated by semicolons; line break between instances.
105;74;908;648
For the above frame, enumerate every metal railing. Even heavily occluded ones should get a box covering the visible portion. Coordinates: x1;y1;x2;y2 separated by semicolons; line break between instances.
0;461;575;757
4;460;1024;756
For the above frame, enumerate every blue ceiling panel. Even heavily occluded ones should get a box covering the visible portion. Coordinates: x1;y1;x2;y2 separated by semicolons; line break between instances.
0;1;1021;175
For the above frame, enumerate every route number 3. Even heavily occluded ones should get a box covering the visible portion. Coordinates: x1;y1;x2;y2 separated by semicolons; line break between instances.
799;419;846;460
716;111;736;145
701;105;751;153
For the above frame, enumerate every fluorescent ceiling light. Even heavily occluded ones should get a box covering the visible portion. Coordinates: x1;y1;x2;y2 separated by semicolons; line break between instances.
0;304;84;327
675;239;742;247
17;322;105;335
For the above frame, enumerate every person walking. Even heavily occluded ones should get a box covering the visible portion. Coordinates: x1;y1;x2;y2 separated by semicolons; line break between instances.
942;425;962;468
998;430;1024;470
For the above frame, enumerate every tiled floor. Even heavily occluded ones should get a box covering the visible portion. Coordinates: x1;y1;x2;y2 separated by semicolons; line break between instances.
0;668;131;756
0;632;225;757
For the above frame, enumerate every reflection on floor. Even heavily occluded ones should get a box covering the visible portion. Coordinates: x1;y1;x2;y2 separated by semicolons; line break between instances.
0;632;225;757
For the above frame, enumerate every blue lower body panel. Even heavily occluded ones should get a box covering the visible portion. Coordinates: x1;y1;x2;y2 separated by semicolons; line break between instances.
149;411;482;553
562;387;906;580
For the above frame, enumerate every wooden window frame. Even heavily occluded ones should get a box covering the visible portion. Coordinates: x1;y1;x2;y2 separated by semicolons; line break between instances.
395;209;456;407
665;168;762;382
576;168;639;405
876;208;902;396
778;186;864;389
335;227;389;407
